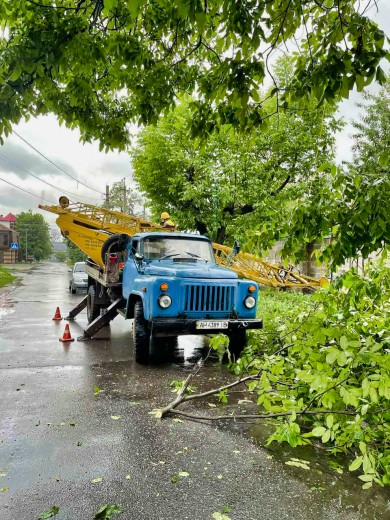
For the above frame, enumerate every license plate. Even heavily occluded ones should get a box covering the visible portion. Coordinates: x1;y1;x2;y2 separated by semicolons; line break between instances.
196;320;229;330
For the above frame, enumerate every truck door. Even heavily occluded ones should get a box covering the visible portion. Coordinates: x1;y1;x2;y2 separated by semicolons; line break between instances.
122;238;140;299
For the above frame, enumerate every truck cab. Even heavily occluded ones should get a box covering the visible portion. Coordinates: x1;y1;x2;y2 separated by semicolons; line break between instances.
120;232;262;362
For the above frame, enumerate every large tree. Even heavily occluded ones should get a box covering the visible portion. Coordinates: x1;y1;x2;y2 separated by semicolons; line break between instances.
131;79;340;245
16;211;52;261
281;80;390;268
0;1;387;149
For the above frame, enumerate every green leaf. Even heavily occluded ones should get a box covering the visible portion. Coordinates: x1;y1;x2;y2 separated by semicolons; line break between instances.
355;75;365;92
94;503;122;519
358;474;374;482
104;0;118;11
311;427;326;437
349;456;363;472
38;506;60;519
196;12;206;32
213;513;231;520
375;66;386;85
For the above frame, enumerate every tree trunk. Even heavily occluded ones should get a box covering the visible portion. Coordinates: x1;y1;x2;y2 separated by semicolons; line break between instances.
215;226;226;245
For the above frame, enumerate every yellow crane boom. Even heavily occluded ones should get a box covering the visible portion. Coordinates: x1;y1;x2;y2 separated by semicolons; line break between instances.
39;200;327;288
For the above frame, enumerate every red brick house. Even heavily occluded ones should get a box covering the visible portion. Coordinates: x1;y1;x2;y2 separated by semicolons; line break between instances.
0;213;19;263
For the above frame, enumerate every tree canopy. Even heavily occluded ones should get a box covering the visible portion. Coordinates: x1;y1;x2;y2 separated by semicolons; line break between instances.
0;0;388;149
16;211;52;261
282;79;390;268
132;63;341;246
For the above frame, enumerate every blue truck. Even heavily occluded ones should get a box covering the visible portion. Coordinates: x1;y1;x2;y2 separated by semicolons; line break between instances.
72;231;262;363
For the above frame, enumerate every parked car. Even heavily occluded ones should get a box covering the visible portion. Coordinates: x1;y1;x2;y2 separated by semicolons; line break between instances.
68;262;88;293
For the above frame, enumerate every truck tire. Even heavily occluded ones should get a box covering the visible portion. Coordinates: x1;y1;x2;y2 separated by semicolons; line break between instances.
101;233;130;263
87;285;100;323
228;329;247;359
133;301;150;363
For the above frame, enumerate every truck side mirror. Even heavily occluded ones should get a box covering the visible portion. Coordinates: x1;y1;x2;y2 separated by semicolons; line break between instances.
134;252;144;263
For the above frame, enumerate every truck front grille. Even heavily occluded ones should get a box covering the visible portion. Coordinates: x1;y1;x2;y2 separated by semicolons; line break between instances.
183;284;235;313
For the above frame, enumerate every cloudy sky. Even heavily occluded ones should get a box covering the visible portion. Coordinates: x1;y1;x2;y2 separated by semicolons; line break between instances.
0;2;388;232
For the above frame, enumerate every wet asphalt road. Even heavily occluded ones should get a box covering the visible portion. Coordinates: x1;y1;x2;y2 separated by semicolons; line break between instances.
0;263;389;520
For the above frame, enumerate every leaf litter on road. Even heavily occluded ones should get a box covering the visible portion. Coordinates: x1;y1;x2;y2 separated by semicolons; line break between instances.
94;503;122;519
38;506;59;519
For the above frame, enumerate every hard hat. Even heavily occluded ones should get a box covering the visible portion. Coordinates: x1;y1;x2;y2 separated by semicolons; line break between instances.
161;212;170;220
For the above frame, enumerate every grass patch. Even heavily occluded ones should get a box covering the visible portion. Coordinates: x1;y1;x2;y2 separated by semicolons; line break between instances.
258;289;312;330
248;289;312;351
0;265;16;288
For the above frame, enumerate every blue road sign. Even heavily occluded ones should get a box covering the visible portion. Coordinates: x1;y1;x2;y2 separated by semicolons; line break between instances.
10;242;19;250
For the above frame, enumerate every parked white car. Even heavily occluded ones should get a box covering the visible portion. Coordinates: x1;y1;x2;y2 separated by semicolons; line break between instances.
68;262;88;293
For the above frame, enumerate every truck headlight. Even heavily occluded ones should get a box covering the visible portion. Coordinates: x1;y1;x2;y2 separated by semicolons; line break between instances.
158;294;172;308
244;296;256;309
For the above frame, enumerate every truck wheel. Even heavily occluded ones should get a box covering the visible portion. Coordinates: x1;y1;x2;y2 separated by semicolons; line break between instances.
87;285;100;323
133;301;150;363
228;329;247;360
101;233;130;263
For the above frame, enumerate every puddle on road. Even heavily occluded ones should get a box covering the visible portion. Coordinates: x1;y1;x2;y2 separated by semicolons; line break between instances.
221;413;390;518
0;307;15;320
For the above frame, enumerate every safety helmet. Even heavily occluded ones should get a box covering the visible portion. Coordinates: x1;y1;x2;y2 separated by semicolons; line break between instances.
161;212;170;220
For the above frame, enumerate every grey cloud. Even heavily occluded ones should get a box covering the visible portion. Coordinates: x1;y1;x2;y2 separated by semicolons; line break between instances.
0;140;78;179
95;155;132;179
0;186;38;214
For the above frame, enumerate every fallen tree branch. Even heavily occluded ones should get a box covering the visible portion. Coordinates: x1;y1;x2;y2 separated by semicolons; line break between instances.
160;370;261;418
167;408;373;422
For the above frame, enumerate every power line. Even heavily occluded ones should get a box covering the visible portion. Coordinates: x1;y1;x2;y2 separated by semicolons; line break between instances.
0;153;102;203
0;175;56;204
13;130;106;196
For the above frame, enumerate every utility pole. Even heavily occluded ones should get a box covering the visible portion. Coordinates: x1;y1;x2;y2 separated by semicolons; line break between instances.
25;229;28;262
106;184;110;207
122;178;127;214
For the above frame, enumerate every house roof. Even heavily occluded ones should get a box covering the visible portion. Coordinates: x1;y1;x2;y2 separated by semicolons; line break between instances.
0;223;9;231
0;213;16;222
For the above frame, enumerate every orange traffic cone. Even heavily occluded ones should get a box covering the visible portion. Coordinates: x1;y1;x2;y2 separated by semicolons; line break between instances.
52;307;63;321
59;323;74;343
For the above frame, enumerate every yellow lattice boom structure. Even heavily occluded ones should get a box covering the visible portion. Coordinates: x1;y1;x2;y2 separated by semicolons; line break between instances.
212;243;328;288
40;199;328;288
39;201;162;267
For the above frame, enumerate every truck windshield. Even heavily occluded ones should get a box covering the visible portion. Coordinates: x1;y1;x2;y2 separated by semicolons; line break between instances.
141;237;214;262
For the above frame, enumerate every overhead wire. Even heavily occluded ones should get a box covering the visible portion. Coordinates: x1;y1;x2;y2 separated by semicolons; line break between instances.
0;153;102;203
0;175;56;204
12;130;106;196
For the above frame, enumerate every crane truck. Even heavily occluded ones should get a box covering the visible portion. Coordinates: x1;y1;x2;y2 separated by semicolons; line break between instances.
40;198;263;363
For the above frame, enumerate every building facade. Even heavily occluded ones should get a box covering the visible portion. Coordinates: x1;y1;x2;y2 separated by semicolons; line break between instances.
0;213;19;264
